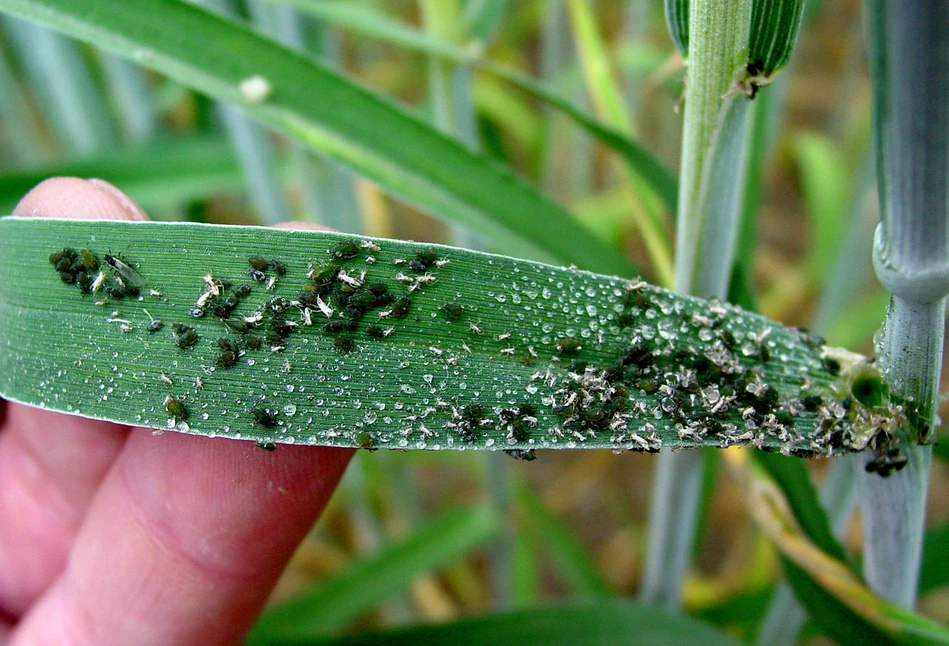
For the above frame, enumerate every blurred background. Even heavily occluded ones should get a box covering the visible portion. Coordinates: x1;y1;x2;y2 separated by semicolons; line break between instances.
0;0;946;642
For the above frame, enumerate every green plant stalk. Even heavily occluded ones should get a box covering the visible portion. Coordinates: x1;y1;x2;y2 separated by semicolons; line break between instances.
540;0;594;204
642;0;753;609
862;0;949;608
1;15;117;154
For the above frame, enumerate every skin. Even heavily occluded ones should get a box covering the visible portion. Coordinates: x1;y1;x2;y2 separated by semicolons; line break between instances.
0;178;354;645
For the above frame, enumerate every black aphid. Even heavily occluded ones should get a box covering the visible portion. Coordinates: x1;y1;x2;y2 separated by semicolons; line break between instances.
366;324;386;339
822;357;841;375
390;296;411;319
251;407;277;428
323;320;346;334
440;302;464;321
367;282;388;296
215;350;238;368
104;253;146;286
409;249;438;272
249;268;266;282
270;259;287;275
244;335;262;350
504;449;536;461
235;284;252;298
172;324;199;349
255;440;277;452
268;297;290;314
147;320;164;333
334;336;356;353
224;319;250;334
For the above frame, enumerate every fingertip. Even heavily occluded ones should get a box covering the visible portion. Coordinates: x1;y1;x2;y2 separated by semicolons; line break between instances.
13;177;149;222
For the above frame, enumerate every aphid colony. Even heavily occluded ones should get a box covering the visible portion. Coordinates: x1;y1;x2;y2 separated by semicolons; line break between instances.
49;240;457;443
48;247;142;299
47;240;883;466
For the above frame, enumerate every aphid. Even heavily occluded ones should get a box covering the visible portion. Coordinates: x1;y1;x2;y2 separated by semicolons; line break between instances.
268;297;290;314
822;356;841;375
235;284;252;298
224;318;250;334
215;350;238;368
270;259;287;275
350;291;378;310
104;253;146;286
172;324;199;349
251;407;277;428
255;440;277;451
504;449;537;461
616;312;636;327
440;302;464;320
330;239;361;260
356;431;375;450
801;394;823;412
165;396;188;420
59;271;76;284
248;257;269;271
334;336;356;353
147;320;164;333
79;249;99;271
271;319;295;337
390;296;411;319
367;282;388;296
323;320;346;334
244;335;262;350
48;250;65;265
249;268;266;282
216;337;240;352
309;262;340;289
55;256;73;273
409;249;438;272
556;336;582;355
366;324;386;339
187;307;205;318
462;403;484;423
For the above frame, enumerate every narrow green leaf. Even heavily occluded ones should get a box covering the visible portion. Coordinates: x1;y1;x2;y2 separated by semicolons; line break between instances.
273;0;679;214
245;505;500;643
0;218;887;455
0;136;244;214
0;0;632;275
261;599;742;646
516;485;611;598
752;453;847;561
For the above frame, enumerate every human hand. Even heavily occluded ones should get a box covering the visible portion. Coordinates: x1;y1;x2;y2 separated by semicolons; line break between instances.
0;178;353;645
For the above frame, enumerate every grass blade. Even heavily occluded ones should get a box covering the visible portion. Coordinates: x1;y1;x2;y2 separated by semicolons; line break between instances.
0;217;889;454
0;136;246;214
272;0;679;215
0;0;633;275
271;599;743;646
245;505;500;642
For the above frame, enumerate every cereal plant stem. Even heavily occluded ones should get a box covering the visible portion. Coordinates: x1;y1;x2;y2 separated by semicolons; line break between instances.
642;0;752;609
860;0;949;608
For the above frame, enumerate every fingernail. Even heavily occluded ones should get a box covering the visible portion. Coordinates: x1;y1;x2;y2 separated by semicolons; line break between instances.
87;178;149;221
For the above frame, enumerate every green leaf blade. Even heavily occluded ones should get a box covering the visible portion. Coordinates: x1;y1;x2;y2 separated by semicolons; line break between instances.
0;0;633;275
0;218;881;456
